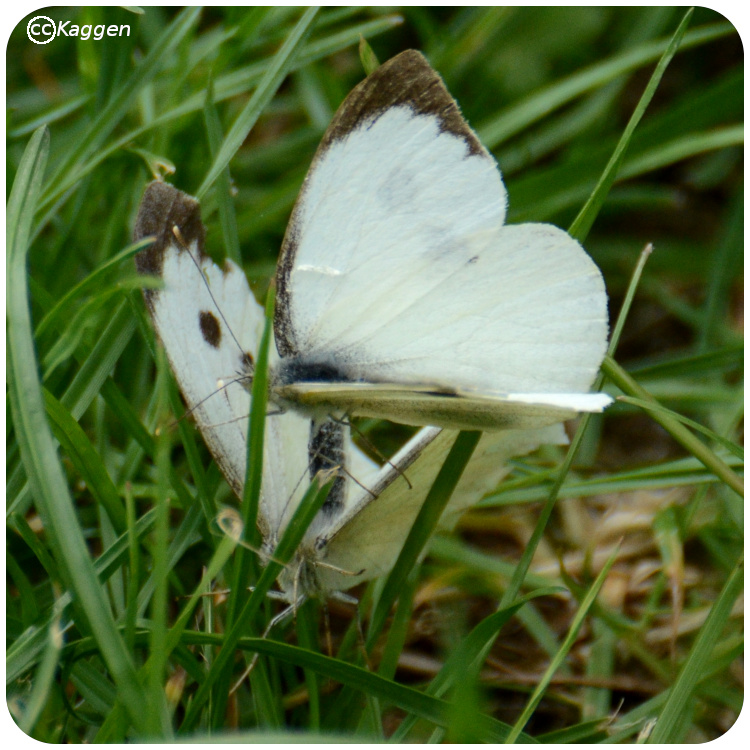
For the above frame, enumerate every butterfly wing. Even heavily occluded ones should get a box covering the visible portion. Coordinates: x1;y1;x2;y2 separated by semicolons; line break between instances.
275;50;608;420
313;424;567;593
276;381;610;431
134;182;314;537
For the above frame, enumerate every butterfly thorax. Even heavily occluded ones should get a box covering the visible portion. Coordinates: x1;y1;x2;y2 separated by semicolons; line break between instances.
273;355;355;385
268;355;352;419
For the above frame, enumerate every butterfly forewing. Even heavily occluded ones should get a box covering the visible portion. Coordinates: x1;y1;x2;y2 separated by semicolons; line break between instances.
135;183;266;496
273;50;610;429
135;182;330;547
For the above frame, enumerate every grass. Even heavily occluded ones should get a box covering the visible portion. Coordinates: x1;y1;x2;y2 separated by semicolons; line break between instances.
6;6;743;742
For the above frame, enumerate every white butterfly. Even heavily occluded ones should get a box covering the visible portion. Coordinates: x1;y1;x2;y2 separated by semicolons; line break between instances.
271;49;611;431
134;183;567;602
134;48;610;601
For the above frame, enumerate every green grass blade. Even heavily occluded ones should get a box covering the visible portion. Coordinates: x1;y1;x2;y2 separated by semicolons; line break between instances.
478;21;731;148
7;301;138;520
602;357;743;497
169;632;533;742
608;243;653;354
34;238;149;340
198;7;321;198
43;389;127;533
697;190;743;352
376;569;419;681
505;546;621;743
93;534;239;740
8;94;90;139
40;7;202;211
366;431;482;649
202;77;242;264
391;587;562;741
628;344;743;380
179;477;334;732
146;349;173;736
201;289;276;727
55;300;136;418
133;505;206;620
617;395;743;459
224;289;275;630
7;127;48;265
6;554;38;630
7;126;151;734
618;125;743;180
15;613;64;735
648;562;743;743
6;507;158;685
568;9;692;240
481;455;742;506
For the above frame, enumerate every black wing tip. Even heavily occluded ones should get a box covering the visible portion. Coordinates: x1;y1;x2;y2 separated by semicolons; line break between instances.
134;181;206;279
384;48;429;70
320;48;486;158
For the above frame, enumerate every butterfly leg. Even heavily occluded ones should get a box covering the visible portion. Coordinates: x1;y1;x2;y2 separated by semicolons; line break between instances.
329;414;413;490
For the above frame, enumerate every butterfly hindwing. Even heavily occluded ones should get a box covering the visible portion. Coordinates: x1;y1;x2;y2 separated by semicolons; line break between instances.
314;424;568;592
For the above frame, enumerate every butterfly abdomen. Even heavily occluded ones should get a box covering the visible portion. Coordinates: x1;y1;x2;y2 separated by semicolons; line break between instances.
308;421;347;517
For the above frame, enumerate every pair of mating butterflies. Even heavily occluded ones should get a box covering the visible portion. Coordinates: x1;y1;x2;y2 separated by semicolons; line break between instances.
134;50;610;603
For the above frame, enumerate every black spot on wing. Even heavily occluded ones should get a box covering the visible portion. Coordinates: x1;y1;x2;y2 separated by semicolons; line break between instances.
199;310;221;348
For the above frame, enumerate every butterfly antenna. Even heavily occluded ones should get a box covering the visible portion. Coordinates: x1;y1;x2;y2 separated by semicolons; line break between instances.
331;416;413;490
182;585;232;600
172;224;249;361
231;653;260;693
215;508;295;568
167;374;248;429
202;404;286;431
172;372;279;432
